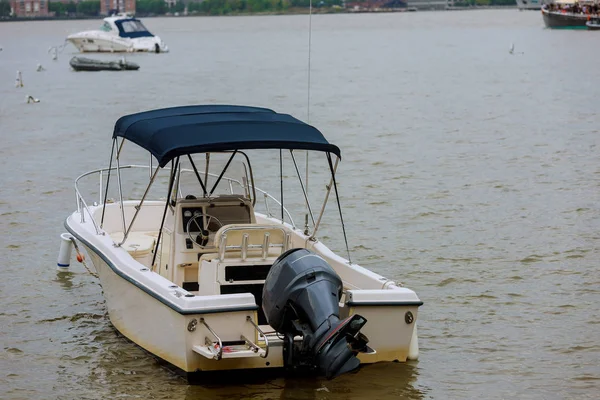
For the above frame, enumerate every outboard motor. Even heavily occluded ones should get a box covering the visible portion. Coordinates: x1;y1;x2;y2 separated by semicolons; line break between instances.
262;248;373;379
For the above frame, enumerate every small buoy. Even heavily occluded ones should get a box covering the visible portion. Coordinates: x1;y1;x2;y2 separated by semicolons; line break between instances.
76;252;84;263
25;95;40;103
509;43;515;54
48;46;58;60
36;63;45;72
57;233;74;271
15;70;23;87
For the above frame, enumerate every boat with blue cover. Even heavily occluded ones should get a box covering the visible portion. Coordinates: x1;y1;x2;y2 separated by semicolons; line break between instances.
66;14;168;53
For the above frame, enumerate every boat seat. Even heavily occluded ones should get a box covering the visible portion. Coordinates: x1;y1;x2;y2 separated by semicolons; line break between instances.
110;231;158;266
213;224;289;260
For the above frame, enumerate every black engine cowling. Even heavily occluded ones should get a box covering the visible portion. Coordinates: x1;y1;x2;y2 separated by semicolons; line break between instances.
262;248;372;379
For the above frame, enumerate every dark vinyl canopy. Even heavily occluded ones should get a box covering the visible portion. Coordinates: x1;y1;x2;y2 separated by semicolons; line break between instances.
112;105;341;167
114;18;154;39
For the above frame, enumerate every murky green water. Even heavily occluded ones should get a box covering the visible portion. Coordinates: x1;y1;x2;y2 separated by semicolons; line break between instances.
1;10;599;399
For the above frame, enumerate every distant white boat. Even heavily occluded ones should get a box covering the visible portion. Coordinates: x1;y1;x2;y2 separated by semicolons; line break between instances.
516;0;543;10
67;14;168;53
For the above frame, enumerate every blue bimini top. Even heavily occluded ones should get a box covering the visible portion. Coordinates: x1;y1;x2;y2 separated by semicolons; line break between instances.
112;105;342;167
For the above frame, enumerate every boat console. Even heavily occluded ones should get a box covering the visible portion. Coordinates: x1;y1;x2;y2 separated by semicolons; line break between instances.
177;194;255;251
166;195;291;320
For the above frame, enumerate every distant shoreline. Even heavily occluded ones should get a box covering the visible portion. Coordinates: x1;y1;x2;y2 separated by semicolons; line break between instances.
0;6;518;23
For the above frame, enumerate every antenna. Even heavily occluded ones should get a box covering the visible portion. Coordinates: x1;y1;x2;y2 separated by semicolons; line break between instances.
307;0;313;124
305;0;313;235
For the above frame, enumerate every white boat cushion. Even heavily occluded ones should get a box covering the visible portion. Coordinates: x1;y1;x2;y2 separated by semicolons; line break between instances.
110;231;158;257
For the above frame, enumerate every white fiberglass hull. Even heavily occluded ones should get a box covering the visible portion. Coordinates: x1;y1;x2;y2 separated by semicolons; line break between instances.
84;245;281;374
64;202;421;378
67;31;168;53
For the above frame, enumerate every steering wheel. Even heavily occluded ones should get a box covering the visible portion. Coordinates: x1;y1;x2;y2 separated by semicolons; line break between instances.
186;212;223;248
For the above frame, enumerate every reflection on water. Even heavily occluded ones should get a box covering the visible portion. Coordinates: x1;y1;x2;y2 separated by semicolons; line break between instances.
181;363;423;400
74;314;424;399
54;270;75;290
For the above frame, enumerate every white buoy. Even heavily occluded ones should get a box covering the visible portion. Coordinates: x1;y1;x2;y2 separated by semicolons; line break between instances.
36;63;45;72
15;70;23;87
407;323;419;360
57;233;74;271
25;95;40;103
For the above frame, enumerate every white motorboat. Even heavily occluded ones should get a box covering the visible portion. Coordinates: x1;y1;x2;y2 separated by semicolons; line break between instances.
66;14;168;53
60;105;422;381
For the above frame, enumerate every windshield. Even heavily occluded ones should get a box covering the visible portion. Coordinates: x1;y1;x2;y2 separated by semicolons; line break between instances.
120;20;148;33
173;152;254;203
100;22;112;32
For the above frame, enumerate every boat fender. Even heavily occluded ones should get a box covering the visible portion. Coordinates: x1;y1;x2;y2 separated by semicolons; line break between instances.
57;233;74;270
155;43;160;54
407;323;419;361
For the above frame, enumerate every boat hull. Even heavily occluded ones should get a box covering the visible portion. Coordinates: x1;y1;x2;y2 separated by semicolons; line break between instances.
542;9;589;29
67;32;168;53
586;21;600;30
80;241;286;373
67;35;132;52
64;202;421;380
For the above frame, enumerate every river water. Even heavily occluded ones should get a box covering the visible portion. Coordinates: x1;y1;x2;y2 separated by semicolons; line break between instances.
1;9;599;399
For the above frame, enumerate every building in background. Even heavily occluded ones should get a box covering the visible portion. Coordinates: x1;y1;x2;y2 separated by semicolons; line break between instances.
100;0;135;15
10;0;50;16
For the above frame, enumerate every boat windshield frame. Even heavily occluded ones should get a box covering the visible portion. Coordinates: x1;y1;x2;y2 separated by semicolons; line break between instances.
170;151;257;206
99;22;112;32
97;138;346;260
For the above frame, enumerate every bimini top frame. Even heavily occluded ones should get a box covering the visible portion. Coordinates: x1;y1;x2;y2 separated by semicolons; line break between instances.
100;105;352;263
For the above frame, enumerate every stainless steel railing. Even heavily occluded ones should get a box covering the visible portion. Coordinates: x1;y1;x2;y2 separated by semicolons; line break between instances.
74;164;295;235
